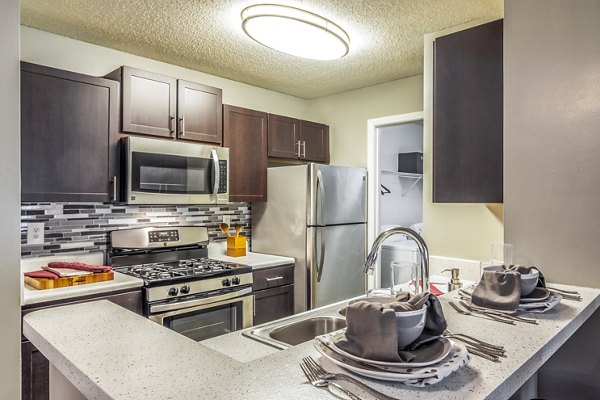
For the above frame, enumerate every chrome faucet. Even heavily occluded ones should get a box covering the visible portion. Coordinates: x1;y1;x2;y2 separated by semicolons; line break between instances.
364;227;430;295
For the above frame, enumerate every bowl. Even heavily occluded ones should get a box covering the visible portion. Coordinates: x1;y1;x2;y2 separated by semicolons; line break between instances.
395;305;427;348
482;265;540;296
519;269;539;296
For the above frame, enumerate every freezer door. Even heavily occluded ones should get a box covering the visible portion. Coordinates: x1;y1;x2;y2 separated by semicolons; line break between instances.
309;164;367;226
309;224;366;309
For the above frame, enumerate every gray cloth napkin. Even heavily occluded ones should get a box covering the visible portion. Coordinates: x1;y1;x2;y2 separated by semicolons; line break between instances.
472;270;522;311
503;265;546;288
335;293;447;362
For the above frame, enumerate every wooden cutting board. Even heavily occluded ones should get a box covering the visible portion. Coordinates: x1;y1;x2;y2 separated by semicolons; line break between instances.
25;271;114;290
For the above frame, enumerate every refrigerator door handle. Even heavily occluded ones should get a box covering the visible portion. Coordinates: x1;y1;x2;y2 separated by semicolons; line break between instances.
316;169;325;226
316;227;326;282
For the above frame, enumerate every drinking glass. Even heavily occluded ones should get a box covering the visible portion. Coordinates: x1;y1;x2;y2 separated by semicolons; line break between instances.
390;261;418;295
491;243;513;266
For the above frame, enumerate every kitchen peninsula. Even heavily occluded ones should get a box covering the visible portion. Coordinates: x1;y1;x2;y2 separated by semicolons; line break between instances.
23;284;600;400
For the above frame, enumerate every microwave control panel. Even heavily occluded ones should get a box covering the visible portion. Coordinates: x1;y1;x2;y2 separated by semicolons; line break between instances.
148;230;180;243
218;160;228;194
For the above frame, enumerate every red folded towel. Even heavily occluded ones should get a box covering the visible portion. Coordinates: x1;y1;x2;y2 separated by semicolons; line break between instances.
47;262;112;273
24;270;60;280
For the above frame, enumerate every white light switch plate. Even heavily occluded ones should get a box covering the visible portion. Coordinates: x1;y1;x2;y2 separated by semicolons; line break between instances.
222;215;231;225
27;222;45;244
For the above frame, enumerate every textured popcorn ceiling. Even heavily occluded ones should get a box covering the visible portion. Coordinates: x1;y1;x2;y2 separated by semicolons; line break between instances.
20;0;503;99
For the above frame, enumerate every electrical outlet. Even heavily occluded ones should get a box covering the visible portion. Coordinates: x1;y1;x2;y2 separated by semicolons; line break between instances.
222;215;231;225
27;222;45;245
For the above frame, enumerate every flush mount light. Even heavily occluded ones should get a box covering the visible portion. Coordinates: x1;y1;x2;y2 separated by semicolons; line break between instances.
241;4;350;60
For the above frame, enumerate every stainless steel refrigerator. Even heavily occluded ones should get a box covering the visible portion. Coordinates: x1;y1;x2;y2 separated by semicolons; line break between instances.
252;164;367;313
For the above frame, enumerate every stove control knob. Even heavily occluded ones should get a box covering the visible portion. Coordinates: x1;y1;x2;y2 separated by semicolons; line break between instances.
222;278;231;287
180;285;191;294
168;287;179;296
231;276;240;285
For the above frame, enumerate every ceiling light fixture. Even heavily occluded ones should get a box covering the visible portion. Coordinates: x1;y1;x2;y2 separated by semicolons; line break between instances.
241;4;350;60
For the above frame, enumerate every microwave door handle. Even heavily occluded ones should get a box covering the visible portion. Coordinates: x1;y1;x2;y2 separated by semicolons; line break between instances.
211;149;220;202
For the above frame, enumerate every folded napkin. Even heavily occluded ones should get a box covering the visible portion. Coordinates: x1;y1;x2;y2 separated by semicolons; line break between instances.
47;261;112;273
24;270;60;280
472;265;547;312
336;293;447;362
471;270;521;312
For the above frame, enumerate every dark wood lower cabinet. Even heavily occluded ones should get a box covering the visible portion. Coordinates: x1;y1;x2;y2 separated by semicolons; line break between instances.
253;284;295;326
21;341;49;400
252;264;295;325
21;289;142;400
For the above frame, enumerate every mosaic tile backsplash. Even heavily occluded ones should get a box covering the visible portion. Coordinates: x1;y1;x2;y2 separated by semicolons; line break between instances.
21;203;251;258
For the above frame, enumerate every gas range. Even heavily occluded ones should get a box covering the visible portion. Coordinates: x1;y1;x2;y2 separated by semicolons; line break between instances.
113;258;252;286
108;226;253;314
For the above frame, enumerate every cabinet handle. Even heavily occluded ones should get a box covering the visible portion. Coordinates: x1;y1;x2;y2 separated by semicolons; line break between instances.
265;276;284;282
111;176;118;201
179;116;185;137
169;115;175;136
296;140;301;158
301;141;306;158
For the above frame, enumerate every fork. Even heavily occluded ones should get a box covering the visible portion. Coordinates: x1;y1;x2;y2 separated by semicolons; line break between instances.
300;359;362;400
448;301;515;325
443;330;505;353
458;300;538;324
303;356;398;400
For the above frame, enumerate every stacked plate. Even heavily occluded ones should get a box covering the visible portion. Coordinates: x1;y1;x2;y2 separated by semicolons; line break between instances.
314;331;470;387
517;287;562;313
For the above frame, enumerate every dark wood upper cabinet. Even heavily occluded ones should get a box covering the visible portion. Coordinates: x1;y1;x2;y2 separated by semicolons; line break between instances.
177;80;222;144
300;120;330;163
433;19;503;203
223;105;268;202
106;67;222;144
268;114;329;163
268;114;300;158
21;62;119;202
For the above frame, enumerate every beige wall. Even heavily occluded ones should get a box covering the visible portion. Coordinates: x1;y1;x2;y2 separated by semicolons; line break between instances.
504;1;600;397
20;27;309;119
0;0;22;398
422;20;504;262
504;0;600;286
306;75;424;167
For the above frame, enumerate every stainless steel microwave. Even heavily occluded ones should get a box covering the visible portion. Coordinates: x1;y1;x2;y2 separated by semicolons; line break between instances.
123;136;229;204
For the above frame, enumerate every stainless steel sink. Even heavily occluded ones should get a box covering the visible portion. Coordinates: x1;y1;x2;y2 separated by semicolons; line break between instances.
242;299;351;349
269;316;346;346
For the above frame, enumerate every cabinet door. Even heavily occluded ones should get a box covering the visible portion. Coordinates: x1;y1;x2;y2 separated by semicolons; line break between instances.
121;67;176;138
268;114;300;158
253;285;294;325
21;341;49;400
433;20;503;203
21;62;119;202
223;105;268;202
177;80;222;144
300;120;330;163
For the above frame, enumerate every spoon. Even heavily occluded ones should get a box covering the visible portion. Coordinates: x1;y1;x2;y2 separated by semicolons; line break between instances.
233;224;242;237
220;223;231;237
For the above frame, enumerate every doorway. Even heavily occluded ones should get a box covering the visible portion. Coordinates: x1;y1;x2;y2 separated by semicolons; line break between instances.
367;112;424;290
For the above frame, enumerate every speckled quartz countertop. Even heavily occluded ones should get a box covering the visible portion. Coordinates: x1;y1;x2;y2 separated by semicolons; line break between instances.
23;283;600;400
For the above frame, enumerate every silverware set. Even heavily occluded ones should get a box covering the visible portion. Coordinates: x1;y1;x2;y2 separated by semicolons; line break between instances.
547;286;582;301
300;356;397;400
448;301;515;325
458;300;538;324
442;330;506;362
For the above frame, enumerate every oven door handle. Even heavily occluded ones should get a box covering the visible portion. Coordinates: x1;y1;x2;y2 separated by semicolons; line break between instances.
150;287;252;314
210;148;220;203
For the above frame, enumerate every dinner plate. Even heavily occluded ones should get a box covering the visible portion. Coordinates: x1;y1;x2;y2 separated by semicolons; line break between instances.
317;331;452;368
313;340;441;381
518;292;562;312
520;287;550;303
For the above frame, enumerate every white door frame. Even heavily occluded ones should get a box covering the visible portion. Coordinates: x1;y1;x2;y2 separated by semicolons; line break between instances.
366;111;424;289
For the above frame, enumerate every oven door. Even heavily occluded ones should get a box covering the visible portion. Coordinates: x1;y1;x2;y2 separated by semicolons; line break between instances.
125;136;228;204
148;290;254;342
